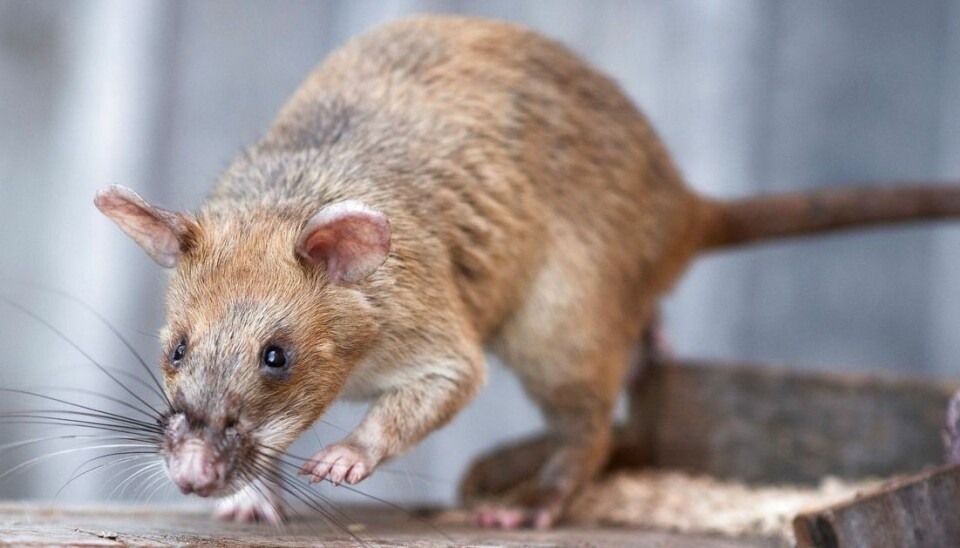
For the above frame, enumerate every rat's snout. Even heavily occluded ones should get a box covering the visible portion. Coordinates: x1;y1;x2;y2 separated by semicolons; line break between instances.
168;438;226;497
163;413;238;497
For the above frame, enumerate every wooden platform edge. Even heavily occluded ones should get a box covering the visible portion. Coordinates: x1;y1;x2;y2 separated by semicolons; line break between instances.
792;462;960;547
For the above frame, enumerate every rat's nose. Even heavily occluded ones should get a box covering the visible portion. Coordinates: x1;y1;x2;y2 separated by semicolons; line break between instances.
168;439;224;497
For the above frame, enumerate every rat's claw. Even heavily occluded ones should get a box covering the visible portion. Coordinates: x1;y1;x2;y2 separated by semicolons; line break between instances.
345;461;367;484
301;443;376;486
301;454;336;484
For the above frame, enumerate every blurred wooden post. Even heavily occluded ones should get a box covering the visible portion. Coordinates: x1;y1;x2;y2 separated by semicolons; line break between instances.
623;359;957;484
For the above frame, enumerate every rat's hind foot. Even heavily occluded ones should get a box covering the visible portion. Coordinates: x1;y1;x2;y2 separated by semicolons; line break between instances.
464;434;607;529
215;483;285;524
461;436;561;528
459;436;556;501
471;480;567;529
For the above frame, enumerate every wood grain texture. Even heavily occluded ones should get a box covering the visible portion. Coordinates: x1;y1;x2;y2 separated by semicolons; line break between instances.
629;360;958;484
793;463;960;548
0;503;763;547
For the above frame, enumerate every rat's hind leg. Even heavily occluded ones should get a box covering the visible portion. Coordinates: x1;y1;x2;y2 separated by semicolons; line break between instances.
467;268;643;528
473;342;628;529
460;310;666;508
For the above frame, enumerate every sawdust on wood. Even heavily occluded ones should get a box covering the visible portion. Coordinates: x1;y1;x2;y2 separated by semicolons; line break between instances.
565;470;880;543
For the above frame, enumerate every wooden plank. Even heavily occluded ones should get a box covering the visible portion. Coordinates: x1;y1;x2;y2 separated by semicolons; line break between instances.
793;462;960;547
0;503;761;547
624;359;958;484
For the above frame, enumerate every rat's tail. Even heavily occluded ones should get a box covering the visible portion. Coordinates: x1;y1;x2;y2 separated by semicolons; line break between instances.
696;183;960;252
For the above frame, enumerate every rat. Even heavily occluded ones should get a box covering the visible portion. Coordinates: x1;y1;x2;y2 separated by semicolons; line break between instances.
93;15;960;529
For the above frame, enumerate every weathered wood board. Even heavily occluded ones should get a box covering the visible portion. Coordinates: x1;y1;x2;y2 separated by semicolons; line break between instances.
624;359;958;484
793;462;960;548
0;503;770;547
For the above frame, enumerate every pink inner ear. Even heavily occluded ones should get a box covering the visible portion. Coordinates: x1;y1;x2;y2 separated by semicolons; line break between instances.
94;185;187;268
298;203;391;283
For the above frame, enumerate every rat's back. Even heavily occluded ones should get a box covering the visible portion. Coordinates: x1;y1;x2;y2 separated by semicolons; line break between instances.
211;15;699;338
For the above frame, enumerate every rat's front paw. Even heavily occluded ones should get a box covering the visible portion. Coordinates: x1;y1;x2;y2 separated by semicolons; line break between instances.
215;485;284;524
300;442;378;486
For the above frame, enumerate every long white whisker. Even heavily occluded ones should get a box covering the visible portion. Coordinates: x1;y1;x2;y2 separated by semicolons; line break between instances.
131;467;167;506
56;454;154;500
110;461;165;502
97;457;159;499
0;444;157;485
0;434;151;455
143;469;174;505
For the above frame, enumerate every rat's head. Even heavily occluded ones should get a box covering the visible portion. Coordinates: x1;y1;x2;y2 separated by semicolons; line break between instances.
94;185;390;497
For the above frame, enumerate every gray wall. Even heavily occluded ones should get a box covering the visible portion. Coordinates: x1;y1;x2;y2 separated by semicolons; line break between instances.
1;0;958;508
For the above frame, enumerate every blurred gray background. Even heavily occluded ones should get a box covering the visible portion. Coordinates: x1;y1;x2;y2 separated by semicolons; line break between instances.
1;0;959;509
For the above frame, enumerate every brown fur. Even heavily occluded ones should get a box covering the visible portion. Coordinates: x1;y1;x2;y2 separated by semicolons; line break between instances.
96;15;960;527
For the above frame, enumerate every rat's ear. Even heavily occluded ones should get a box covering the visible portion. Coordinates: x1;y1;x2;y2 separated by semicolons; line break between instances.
94;185;193;268
296;200;391;283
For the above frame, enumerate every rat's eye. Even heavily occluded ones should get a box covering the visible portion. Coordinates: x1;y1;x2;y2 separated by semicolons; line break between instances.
261;345;287;369
171;337;187;365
